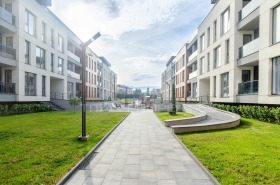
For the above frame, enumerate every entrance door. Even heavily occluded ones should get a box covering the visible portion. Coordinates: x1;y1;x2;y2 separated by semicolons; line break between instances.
5;70;12;83
243;34;252;45
242;70;251;82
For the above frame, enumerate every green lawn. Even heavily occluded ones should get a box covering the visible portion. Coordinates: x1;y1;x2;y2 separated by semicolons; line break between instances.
155;111;194;121
177;118;280;185
0;111;128;185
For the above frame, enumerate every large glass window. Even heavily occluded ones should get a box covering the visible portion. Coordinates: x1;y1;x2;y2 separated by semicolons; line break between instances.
213;20;217;42
36;47;45;69
200;34;205;51
207;27;210;46
51;29;54;48
273;5;280;43
42;22;46;42
272;56;280;95
25;10;35;36
25;40;30;64
221;72;229;97
51;53;54;72
200;57;205;74
25;72;36;96
42;76;46;96
58;35;63;52
225;39;230;64
222;8;230;35
58;57;63;75
214;46;221;68
213;76;216;97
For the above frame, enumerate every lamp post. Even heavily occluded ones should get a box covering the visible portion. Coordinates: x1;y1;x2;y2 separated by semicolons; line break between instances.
78;32;101;141
165;82;170;102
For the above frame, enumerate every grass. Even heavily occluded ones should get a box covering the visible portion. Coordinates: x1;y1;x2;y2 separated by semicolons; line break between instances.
0;111;128;185
177;118;280;185
155;111;194;121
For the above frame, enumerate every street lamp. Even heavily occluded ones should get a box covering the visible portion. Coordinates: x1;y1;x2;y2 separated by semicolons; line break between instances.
78;32;101;141
165;82;170;103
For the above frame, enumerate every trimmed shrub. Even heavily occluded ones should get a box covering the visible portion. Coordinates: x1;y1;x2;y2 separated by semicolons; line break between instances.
212;103;279;124
0;104;51;116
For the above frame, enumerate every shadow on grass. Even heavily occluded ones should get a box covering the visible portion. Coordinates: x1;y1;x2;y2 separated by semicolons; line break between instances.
177;119;254;136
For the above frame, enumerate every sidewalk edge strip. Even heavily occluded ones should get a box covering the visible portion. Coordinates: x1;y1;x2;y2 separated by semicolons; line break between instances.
153;112;221;185
56;112;131;185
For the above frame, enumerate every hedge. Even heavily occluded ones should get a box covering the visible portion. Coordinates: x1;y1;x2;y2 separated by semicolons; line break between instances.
0;104;51;116
212;104;280;124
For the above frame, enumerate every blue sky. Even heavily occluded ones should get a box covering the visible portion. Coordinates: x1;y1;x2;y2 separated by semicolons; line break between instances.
50;0;214;89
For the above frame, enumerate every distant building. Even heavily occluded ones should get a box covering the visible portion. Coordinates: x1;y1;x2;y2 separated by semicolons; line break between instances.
117;85;134;96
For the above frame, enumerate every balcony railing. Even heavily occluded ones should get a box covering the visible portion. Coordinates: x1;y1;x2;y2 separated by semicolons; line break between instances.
238;0;260;22
67;70;81;80
239;38;259;58
0;6;15;25
67;50;81;63
0;82;15;94
188;50;198;62
0;43;16;59
238;80;258;95
189;70;197;79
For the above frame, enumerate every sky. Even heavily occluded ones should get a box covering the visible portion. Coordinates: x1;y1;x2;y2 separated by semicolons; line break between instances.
49;0;214;89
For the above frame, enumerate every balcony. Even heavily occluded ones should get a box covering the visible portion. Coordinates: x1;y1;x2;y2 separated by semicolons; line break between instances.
238;0;260;30
0;6;15;25
239;38;259;59
67;50;80;63
188;50;198;64
189;70;197;80
238;80;258;95
0;82;15;94
67;70;80;80
0;43;16;59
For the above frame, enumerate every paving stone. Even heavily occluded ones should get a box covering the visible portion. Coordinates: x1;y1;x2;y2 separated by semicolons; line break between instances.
64;111;216;185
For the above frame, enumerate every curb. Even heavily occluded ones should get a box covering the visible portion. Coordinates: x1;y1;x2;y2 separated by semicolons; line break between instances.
153;112;221;185
56;112;131;185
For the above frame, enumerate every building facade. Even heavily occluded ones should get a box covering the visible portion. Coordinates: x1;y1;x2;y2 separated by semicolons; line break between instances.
161;56;175;102
0;0;117;102
162;0;280;105
174;43;190;102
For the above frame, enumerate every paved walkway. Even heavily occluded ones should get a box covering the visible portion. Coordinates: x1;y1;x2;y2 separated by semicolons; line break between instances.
65;111;215;185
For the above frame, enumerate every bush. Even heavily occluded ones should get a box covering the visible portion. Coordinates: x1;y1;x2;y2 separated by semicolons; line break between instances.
0;104;51;116
212;104;279;124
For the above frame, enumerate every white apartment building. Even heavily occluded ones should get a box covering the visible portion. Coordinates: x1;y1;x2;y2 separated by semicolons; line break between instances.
0;0;117;102
161;56;175;102
174;43;189;102
163;0;280;105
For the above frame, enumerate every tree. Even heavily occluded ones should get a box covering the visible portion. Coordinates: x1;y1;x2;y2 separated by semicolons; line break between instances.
134;88;142;98
69;98;81;113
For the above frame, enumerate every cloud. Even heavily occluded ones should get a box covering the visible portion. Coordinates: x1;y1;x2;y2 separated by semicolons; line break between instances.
50;0;214;88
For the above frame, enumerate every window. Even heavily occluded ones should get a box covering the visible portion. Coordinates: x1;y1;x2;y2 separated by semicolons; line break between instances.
36;47;45;69
242;70;251;82
225;39;230;64
273;5;280;43
213;76;216;97
51;29;54;47
25;72;36;96
58;57;63;75
221;72;229;97
222;8;230;35
214;46;221;68
207;27;210;46
42;22;46;42
25;41;30;64
25;10;35;36
58;35;63;52
272;56;280;95
207;52;210;72
193;83;197;97
200;57;205;74
213;20;217;42
182;70;185;82
200;34;205;51
42;76;46;96
51;53;54;72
